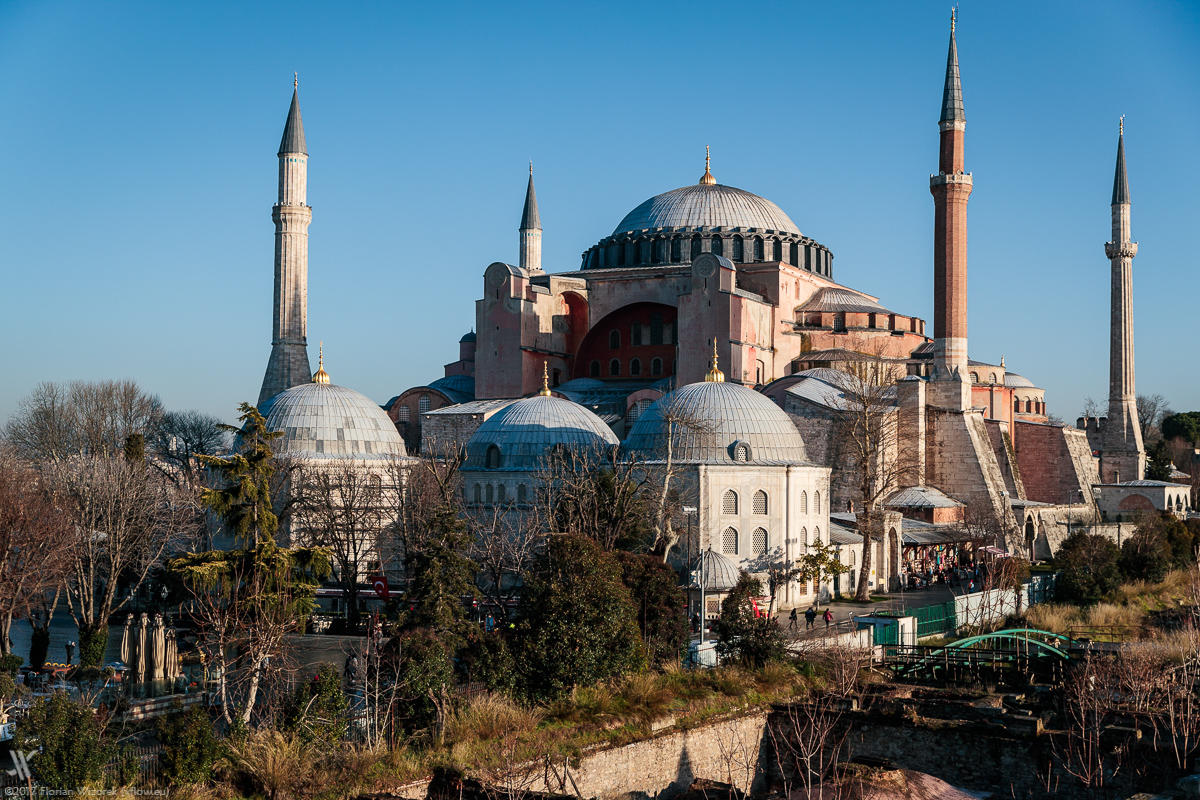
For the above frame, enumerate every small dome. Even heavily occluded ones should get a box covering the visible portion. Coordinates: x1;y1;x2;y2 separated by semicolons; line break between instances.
1004;372;1037;389
689;549;740;592
261;382;407;460
612;184;801;236
623;380;808;464
459;331;477;343
463;395;619;472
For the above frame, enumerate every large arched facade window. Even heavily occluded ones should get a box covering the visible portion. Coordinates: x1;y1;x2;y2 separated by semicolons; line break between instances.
609;359;621;376
398;405;410;423
752;490;768;515
772;239;782;261
651;357;663;375
751;527;767;555
485;445;501;469
609;330;620;349
722;490;738;515
814;491;821;514
418;394;431;413
691;235;702;260
711;236;723;256
630;358;642;376
753;236;764;261
670;238;682;262
789;242;798;265
732;235;744;261
799;490;808;513
590;360;601;378
473;484;481;504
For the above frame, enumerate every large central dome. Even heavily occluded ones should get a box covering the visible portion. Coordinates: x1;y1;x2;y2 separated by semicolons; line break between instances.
612;184;801;236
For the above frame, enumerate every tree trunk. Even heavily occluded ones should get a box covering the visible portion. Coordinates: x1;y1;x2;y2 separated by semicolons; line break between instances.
28;625;50;670
854;540;873;602
0;613;12;656
239;659;263;726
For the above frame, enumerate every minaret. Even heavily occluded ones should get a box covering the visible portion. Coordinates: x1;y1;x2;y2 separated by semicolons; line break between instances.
258;78;314;406
930;11;972;389
519;163;542;273
1100;119;1145;483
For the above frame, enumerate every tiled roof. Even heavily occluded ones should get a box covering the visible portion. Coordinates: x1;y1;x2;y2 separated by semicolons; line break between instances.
262;382;406;459
885;486;965;509
462;395;618;472
624;380;809;465
795;287;891;315
423;399;516;416
612;184;800;236
428;375;476;404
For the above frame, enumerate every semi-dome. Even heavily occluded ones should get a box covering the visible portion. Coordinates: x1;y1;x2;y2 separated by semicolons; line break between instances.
623;380;809;465
463;394;619;472
613;184;800;237
261;381;407;460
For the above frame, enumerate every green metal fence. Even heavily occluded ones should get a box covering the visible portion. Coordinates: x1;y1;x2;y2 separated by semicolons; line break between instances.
911;601;957;638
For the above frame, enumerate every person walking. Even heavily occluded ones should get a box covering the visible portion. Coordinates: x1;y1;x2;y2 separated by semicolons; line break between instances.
788;608;798;632
805;606;817;630
65;641;75;665
823;608;833;628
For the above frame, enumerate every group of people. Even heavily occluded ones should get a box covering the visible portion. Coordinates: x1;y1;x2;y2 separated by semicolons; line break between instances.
788;605;833;632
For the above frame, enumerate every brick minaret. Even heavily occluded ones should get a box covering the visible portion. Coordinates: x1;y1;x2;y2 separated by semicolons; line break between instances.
930;12;972;385
258;81;313;405
519;163;542;273
1100;120;1145;483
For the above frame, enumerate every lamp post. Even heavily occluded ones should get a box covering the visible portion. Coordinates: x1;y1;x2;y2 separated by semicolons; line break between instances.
683;506;700;643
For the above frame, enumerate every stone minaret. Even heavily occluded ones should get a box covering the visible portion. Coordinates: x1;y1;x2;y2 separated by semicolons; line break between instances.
519;163;542;273
930;11;972;388
1100;120;1145;483
258;82;313;406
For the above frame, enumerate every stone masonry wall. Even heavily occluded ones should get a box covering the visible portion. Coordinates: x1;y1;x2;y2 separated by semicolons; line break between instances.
1014;422;1099;506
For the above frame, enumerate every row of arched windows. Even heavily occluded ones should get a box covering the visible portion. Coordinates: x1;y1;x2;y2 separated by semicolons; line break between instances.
1014;397;1046;415
720;489;821;516
470;482;529;506
395;394;432;424
590;357;670;378
720;525;823;556
588;235;832;276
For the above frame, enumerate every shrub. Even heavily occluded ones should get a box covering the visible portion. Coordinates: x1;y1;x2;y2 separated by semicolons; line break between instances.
0;653;22;675
445;693;542;743
515;535;645;701
382;628;455;737
1119;525;1172;583
157;704;225;784
283;662;348;748
14;691;110;788
1054;530;1122;604
458;631;517;695
711;573;785;667
616;551;690;667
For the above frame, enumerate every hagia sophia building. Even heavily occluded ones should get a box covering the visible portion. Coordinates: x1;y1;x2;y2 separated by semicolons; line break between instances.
250;19;1173;608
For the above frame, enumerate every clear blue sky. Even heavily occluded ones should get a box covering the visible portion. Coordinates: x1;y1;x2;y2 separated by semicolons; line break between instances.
2;1;1197;427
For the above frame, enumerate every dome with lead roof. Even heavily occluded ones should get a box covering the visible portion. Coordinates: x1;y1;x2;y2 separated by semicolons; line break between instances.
462;394;619;472
612;184;801;237
261;381;407;460
623;380;809;465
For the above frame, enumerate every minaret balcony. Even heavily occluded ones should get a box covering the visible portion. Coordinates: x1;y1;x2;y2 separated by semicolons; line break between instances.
929;172;973;187
1105;241;1138;259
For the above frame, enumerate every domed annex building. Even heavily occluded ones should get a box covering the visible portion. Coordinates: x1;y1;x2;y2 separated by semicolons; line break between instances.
623;354;832;613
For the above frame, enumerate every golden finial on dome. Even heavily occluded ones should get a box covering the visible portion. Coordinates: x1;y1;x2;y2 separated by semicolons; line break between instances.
294;72;298;89
1000;354;1006;369
950;7;956;33
704;339;725;383
699;145;716;185
538;362;551;396
312;341;330;384
1119;115;1124;136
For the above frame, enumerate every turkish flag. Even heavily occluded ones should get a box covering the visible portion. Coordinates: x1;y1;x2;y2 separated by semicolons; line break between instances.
369;575;390;601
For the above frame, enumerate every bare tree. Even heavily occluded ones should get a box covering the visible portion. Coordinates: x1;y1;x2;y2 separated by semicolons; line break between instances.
1082;396;1103;420
1136;393;1170;445
0;454;75;656
533;443;651;551
293;461;388;624
1056;653;1128;794
5;380;163;463
44;454;190;666
148;409;227;487
384;440;463;579
831;351;913;601
467;502;544;621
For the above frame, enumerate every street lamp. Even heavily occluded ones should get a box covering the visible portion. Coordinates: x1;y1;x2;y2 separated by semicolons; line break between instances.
682;506;701;643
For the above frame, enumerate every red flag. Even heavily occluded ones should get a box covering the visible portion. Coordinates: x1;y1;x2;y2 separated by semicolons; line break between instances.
370;575;390;601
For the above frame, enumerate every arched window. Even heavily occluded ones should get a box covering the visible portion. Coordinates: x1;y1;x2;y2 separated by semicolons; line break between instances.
398;405;410;423
814;491;821;514
632;241;642;265
732;235;744;261
753;236;764;261
969;372;979;384
734;443;750;462
497;484;506;503
849;549;856;566
833;312;846;332
609;330;620;349
813;525;821;543
752;490;768;515
752;527;767;555
772;239;782;261
649;312;663;345
646;240;657;263
631;322;643;346
670;238;682;262
486;484;494;504
755;360;765;385
691;235;702;260
789;242;798;265
1014;397;1020;412
989;373;997;384
722;527;738;554
711;236;723;256
799;526;808;546
651;357;663;376
485;445;501;469
609;359;621;376
630;358;642;376
419;394;431;413
722;490;738;515
473;484;481;504
1026;398;1033;413
517;484;527;504
616;242;626;266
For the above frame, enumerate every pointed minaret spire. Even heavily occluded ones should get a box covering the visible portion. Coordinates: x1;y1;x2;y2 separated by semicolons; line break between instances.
1101;118;1145;482
259;82;314;405
519;163;543;272
929;11;972;395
